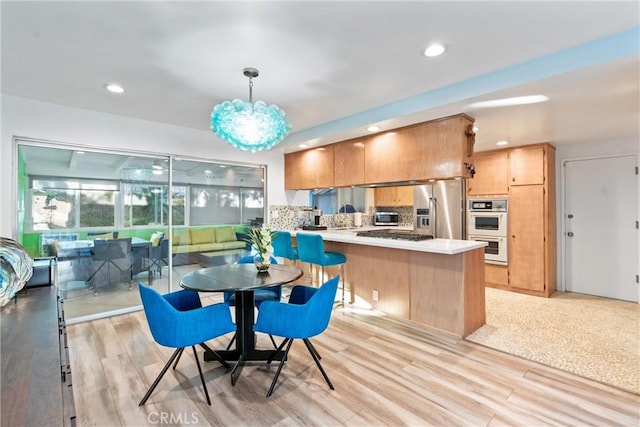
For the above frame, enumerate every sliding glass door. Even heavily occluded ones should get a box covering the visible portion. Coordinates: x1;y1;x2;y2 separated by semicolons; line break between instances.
16;140;266;321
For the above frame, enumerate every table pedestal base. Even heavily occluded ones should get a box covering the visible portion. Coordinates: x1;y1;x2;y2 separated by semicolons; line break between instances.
203;349;287;386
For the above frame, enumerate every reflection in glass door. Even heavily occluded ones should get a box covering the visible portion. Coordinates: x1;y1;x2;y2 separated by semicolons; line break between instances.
17;143;170;321
16;142;267;321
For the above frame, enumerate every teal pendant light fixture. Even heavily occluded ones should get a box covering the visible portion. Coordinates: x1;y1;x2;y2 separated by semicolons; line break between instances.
211;67;291;152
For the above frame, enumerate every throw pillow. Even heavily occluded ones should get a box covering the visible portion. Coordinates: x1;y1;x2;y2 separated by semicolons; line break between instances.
215;226;237;243
150;232;163;247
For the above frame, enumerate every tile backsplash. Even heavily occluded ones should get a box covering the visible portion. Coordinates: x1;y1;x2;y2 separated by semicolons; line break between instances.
268;205;413;230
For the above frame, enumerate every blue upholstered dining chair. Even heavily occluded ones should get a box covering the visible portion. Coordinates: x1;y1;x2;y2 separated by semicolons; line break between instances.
254;275;339;397
295;233;346;304
272;231;299;264
138;283;235;406
223;255;281;350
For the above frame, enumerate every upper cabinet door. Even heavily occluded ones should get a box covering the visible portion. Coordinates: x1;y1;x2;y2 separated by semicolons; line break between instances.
284;146;334;190
364;130;407;183
395;186;414;206
510;145;545;186
410;115;475;180
334;139;365;187
374;186;414;206
467;150;509;196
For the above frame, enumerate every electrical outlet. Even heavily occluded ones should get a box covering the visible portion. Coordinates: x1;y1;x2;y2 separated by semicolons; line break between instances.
271;210;279;218
372;289;379;301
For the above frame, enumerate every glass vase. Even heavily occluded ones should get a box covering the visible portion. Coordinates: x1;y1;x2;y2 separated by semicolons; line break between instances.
254;254;271;272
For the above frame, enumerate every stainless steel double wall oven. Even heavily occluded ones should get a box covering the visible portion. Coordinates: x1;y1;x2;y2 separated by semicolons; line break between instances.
467;199;508;265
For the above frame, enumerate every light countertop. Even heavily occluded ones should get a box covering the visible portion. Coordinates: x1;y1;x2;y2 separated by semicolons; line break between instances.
288;228;487;255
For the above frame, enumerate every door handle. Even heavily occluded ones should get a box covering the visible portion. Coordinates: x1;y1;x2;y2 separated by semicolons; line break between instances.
567;232;574;237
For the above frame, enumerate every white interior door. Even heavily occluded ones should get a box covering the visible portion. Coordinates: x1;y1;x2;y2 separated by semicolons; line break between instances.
564;155;638;302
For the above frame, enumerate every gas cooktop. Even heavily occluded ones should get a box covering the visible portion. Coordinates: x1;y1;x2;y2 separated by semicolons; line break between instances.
356;229;434;241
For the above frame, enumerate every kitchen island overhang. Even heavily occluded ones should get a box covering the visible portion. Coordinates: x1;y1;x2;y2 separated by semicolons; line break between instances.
291;230;488;338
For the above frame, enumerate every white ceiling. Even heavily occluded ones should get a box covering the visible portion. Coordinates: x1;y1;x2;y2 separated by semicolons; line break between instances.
2;1;638;154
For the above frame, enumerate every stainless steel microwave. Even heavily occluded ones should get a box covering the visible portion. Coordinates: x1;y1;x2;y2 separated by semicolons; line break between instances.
375;211;399;226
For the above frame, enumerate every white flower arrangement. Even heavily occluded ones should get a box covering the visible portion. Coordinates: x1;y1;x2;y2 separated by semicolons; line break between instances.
245;225;276;269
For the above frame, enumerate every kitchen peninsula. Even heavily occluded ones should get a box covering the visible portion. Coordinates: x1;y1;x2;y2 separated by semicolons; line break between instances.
291;229;487;338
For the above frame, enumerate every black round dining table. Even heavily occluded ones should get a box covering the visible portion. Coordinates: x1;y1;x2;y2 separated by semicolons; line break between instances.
180;263;303;385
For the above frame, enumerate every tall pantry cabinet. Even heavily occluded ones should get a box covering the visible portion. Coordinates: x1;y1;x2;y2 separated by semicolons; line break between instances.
508;144;556;297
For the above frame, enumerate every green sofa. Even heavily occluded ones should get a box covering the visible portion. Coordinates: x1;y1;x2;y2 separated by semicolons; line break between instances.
171;226;247;254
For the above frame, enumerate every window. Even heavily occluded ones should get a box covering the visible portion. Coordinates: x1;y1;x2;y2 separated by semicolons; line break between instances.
123;184;166;226
242;188;264;224
31;178;117;230
20;145;266;233
190;186;240;225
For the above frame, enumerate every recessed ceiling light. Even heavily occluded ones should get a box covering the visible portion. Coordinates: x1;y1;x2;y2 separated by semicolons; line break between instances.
75;150;85;154
204;169;213;174
496;140;509;146
298;144;308;148
104;83;124;93
367;125;380;132
469;95;549;109
423;43;446;57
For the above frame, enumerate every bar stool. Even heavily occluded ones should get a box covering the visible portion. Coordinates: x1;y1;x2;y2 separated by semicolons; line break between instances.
272;231;299;264
295;233;346;304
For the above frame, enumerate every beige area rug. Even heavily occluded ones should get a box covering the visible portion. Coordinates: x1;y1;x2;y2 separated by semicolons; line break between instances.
466;288;639;395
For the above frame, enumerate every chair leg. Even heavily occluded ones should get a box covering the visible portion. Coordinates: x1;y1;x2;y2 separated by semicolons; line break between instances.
303;338;334;391
341;264;346;304
305;338;322;360
266;338;294;397
172;347;185;369
191;345;211;406
267;338;290;364
139;347;183;406
269;334;278;349
225;332;237;350
199;343;231;370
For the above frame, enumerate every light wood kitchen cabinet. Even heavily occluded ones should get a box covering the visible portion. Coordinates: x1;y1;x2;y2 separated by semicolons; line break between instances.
375;186;414;206
411;115;476;180
467;150;509;196
364;125;419;183
509;185;546;292
364;113;475;184
285;113;476;190
485;263;508;288
510;145;545;186
284;146;334;190
334;138;365;187
505;142;556;297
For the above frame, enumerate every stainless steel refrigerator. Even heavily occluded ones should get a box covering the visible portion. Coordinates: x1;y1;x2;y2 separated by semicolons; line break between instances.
413;180;466;239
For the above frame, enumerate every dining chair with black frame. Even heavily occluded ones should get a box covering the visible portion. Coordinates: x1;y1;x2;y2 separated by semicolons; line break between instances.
254;275;339;397
148;238;169;277
86;237;132;295
138;283;235;406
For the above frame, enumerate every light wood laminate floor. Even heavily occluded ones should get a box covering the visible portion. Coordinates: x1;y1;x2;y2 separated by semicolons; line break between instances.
67;299;639;426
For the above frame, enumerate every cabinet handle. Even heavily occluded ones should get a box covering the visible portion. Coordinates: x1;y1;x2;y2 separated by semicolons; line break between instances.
511;235;516;238
512;177;516;182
